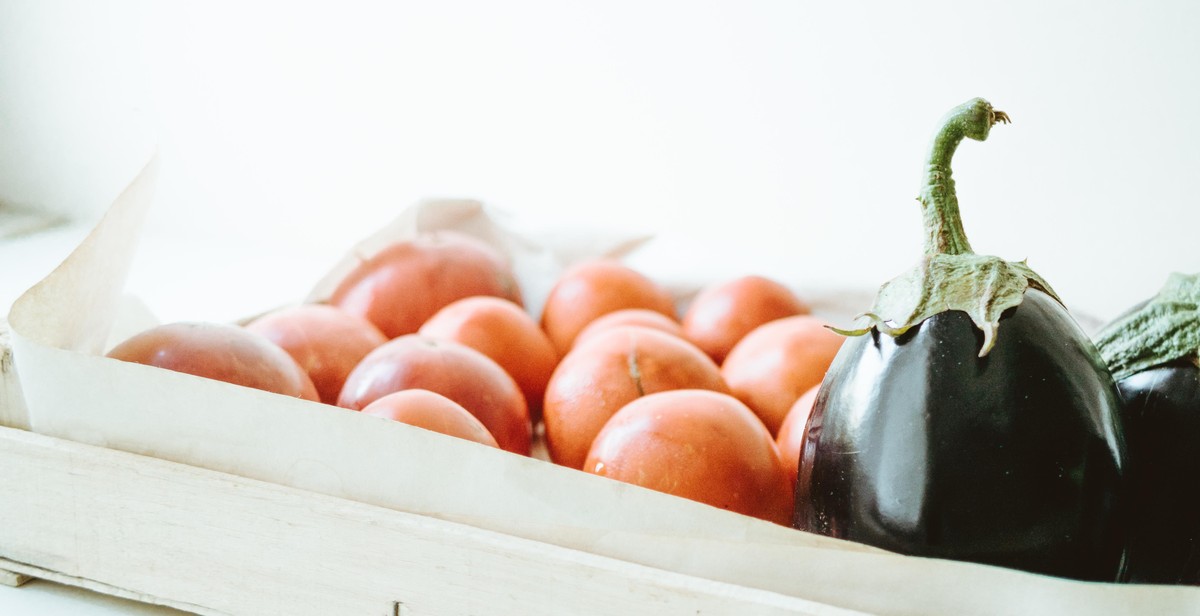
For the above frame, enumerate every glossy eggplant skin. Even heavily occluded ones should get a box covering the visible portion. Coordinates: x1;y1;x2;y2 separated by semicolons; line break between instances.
1115;360;1200;584
794;290;1128;582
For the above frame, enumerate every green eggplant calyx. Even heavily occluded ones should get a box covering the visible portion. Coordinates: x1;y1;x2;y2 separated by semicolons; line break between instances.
1095;272;1200;381
835;253;1061;357
834;98;1062;357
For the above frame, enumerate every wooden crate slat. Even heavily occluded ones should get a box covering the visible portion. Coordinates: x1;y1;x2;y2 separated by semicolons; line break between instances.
0;426;865;616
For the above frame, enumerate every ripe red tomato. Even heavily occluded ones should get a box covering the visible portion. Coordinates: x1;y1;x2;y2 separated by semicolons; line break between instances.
584;389;793;525
682;275;810;365
720;315;844;436
362;389;500;448
776;384;819;490
418;296;558;424
540;259;677;355
338;334;532;455
542;325;729;469
572;308;684;349
330;231;522;339
106;321;320;401
245;304;387;405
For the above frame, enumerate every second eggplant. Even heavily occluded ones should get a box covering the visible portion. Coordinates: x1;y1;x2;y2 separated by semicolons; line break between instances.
1095;272;1200;585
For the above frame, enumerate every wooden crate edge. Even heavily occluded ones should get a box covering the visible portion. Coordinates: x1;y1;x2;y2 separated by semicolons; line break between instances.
0;426;868;616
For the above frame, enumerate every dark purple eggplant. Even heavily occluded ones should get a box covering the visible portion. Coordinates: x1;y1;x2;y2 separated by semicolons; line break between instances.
1095;274;1200;585
793;98;1128;582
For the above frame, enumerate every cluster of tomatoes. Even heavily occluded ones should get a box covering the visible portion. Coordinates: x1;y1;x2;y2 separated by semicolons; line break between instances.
106;230;844;525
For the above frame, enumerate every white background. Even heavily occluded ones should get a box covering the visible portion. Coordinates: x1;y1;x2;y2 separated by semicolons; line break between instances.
1;1;1199;611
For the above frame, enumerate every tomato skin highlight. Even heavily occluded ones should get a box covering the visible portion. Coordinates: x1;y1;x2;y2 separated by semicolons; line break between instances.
1112;360;1200;585
796;290;1128;582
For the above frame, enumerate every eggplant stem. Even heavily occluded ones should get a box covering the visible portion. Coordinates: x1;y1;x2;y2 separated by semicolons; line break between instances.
919;99;1007;257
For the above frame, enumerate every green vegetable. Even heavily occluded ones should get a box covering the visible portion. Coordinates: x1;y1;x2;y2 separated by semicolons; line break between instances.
1095;272;1200;381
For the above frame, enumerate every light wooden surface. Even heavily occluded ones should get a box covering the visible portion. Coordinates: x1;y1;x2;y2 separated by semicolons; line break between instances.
0;425;865;616
0;567;32;588
0;570;192;615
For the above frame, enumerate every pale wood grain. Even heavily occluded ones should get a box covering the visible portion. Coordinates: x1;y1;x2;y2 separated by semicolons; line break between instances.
0;566;32;587
0;426;865;616
0;559;191;612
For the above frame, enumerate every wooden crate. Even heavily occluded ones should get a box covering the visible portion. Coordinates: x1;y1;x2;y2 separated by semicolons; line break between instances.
0;424;858;616
6;308;862;614
5;165;1199;616
8;331;1200;616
